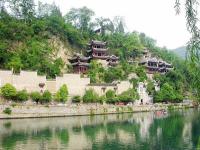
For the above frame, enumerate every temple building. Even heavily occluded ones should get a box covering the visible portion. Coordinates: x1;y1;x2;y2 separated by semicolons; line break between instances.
87;40;109;60
139;57;173;74
106;55;119;66
68;54;91;74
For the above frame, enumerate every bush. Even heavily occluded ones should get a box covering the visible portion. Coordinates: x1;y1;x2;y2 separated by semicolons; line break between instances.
105;90;117;104
118;89;138;103
41;90;52;103
135;66;147;82
55;84;68;102
1;84;17;100
72;95;81;103
30;92;42;103
3;107;12;115
83;89;99;103
98;95;106;104
15;90;29;101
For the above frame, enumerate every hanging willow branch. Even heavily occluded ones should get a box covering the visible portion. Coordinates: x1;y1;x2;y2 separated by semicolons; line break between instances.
175;0;200;63
175;0;200;99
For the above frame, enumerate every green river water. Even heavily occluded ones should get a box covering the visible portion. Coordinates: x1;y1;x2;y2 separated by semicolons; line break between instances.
0;109;200;150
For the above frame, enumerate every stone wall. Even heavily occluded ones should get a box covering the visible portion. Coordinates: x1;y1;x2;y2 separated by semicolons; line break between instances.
55;74;90;96
0;70;131;97
86;81;132;96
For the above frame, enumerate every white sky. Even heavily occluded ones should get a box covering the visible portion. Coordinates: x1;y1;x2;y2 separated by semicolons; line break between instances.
38;0;191;49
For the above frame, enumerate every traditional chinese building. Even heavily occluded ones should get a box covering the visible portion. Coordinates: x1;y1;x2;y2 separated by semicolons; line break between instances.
106;55;119;66
87;40;109;60
68;54;91;74
139;57;173;74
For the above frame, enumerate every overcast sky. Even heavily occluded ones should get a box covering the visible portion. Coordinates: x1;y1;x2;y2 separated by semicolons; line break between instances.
38;0;191;49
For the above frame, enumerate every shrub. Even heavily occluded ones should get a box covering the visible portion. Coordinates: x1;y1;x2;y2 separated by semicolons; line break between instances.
30;92;42;103
41;90;52;103
1;84;17;100
72;95;81;103
83;89;99;103
3;107;12;115
135;66;147;82
118;89;138;103
105;90;117;104
98;95;106;104
55;84;68;102
15;90;29;101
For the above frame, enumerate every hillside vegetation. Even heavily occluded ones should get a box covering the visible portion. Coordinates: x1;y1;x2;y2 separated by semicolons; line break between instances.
0;0;199;101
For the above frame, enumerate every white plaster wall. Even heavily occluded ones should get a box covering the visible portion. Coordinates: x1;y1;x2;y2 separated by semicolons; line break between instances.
56;74;90;96
0;70;13;86
46;80;57;94
13;71;46;92
86;85;117;96
117;81;132;94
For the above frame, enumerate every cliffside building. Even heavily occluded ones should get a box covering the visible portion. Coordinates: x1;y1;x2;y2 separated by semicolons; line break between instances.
139;49;173;74
69;54;91;74
140;57;173;74
106;55;119;66
87;40;109;60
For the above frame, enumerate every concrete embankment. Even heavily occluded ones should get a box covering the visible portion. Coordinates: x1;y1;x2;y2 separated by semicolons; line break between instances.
0;103;193;119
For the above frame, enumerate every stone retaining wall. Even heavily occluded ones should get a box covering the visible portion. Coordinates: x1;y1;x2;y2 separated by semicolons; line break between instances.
0;103;193;119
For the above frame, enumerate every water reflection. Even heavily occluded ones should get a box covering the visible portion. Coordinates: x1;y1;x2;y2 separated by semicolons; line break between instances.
0;109;199;150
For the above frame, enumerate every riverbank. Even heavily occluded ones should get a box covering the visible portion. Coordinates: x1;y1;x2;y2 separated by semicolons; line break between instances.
0;103;194;119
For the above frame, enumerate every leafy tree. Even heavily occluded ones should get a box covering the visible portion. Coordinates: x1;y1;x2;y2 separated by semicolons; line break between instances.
55;84;68;102
9;0;35;24
1;84;17;100
154;83;183;103
113;16;126;33
6;55;23;73
65;7;95;32
95;17;114;35
41;90;52;103
83;89;99;103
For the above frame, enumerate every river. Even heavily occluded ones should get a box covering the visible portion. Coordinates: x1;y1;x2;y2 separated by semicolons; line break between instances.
0;108;199;150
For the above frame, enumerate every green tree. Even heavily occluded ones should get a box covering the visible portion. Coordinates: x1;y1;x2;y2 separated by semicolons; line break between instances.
95;17;114;35
6;55;23;73
113;16;126;33
1;84;17;100
65;7;95;32
41;90;52;103
55;84;68;102
9;0;35;24
175;0;200;101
